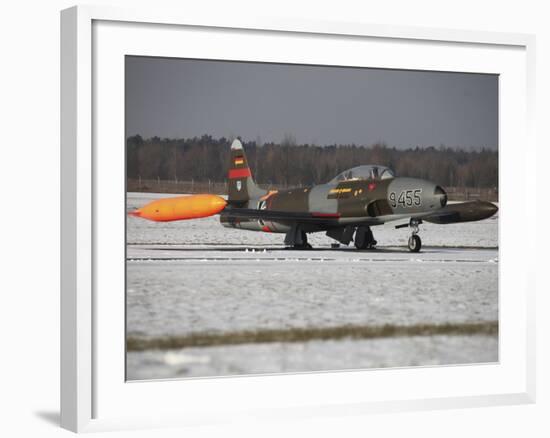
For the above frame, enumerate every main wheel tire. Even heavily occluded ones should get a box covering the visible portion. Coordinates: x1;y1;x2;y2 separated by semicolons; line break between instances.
408;234;421;252
293;231;312;250
354;227;367;249
365;227;376;248
355;226;376;250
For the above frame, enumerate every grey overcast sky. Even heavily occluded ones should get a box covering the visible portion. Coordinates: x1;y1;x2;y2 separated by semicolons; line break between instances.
125;56;498;150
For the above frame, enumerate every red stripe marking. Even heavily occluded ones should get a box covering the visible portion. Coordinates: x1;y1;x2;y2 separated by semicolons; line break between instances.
229;168;252;179
312;212;340;218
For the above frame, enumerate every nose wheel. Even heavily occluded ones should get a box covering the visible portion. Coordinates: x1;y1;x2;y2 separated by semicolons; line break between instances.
408;234;421;252
407;219;422;252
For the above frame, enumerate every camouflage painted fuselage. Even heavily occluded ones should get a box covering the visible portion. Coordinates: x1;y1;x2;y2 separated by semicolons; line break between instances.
221;176;447;233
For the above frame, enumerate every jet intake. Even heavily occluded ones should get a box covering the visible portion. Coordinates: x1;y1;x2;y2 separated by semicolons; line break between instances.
129;194;227;222
435;186;448;207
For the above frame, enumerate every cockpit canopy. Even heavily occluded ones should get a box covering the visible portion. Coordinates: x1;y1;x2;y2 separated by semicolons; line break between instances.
330;165;395;183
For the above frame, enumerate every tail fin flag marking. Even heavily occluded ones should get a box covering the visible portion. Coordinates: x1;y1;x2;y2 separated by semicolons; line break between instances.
228;139;266;204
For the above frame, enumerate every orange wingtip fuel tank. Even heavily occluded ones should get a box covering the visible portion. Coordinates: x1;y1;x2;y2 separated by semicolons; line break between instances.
128;194;227;222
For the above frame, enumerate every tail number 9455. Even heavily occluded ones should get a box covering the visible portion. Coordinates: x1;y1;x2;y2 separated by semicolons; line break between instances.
389;189;422;208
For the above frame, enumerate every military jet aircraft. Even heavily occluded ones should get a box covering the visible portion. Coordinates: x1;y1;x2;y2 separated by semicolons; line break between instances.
129;139;498;252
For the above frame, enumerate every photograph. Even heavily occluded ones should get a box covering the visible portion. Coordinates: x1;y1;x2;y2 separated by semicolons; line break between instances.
124;56;499;381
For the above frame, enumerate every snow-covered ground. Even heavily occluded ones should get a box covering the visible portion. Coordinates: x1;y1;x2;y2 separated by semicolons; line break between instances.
127;335;498;381
126;192;499;380
127;253;498;337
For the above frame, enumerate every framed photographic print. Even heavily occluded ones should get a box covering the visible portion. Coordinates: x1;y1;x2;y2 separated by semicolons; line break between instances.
61;5;536;433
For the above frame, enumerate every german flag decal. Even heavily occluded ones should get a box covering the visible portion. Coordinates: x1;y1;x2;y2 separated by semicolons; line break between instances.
234;157;244;166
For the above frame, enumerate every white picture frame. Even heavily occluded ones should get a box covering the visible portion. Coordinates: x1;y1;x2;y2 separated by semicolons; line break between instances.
60;5;536;433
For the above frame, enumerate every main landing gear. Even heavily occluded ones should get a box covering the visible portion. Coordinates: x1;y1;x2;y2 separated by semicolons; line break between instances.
295;231;313;250
285;226;312;249
407;219;422;252
354;226;377;250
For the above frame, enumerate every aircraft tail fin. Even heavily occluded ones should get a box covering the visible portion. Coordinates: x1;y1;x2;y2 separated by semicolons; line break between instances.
227;139;266;204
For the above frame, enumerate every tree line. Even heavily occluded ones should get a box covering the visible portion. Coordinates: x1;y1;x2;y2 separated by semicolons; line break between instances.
126;134;498;189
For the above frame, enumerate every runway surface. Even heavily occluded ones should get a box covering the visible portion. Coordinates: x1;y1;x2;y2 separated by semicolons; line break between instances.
127;243;497;262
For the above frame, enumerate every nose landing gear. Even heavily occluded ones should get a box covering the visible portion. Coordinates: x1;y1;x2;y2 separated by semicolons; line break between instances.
407;219;422;252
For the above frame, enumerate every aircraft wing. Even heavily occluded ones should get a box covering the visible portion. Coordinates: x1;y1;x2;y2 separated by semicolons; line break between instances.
220;207;341;224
